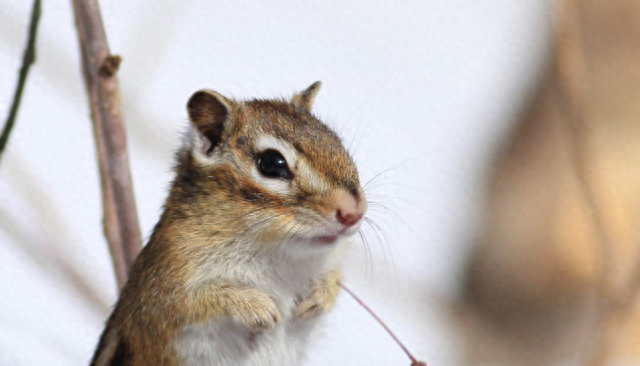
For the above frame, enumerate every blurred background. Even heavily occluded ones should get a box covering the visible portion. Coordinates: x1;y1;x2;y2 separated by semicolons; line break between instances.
1;1;638;365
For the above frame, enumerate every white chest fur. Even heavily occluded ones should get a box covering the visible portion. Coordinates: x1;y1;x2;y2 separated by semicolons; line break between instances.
173;240;347;366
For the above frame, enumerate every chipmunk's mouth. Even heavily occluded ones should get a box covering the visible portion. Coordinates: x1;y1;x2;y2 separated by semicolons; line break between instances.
313;235;339;245
306;226;360;246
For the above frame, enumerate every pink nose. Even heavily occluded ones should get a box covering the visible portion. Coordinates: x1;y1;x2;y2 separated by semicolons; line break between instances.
336;210;363;227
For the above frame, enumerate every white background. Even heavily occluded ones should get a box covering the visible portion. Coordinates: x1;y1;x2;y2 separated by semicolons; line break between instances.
0;1;549;365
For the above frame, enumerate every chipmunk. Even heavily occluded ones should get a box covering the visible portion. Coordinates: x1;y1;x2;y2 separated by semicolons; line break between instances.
89;82;367;366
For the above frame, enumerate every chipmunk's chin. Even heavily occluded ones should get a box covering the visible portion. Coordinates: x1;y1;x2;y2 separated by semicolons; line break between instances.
312;235;339;245
309;225;360;246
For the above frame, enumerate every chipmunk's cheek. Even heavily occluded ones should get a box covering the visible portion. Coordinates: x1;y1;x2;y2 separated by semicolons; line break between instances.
313;235;340;245
254;213;296;242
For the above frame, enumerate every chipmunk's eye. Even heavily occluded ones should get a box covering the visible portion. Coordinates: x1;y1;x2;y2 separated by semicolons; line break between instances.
257;149;292;180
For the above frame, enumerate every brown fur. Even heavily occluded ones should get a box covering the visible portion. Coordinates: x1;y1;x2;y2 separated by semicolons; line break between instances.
90;84;361;366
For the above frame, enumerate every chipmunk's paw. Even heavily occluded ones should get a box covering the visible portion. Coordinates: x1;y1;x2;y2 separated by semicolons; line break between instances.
234;291;281;331
294;282;339;321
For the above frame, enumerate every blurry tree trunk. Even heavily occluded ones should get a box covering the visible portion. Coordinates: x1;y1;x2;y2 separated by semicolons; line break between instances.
462;1;640;365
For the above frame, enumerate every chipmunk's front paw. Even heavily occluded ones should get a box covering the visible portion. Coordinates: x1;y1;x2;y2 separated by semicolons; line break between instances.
233;291;281;332
294;282;339;321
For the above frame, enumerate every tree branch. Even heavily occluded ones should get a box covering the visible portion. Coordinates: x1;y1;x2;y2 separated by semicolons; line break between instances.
71;0;142;289
0;0;42;162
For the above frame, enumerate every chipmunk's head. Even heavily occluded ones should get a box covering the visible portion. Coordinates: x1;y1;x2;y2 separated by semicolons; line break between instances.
174;82;366;254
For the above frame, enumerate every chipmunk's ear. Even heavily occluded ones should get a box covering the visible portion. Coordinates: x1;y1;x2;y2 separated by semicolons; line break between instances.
187;90;234;148
291;81;322;112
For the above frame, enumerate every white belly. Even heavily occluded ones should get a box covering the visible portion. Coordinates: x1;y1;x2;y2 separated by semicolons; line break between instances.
174;314;320;366
173;239;347;365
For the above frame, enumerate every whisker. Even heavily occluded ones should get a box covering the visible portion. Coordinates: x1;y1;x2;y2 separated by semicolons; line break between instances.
357;227;373;281
364;217;398;277
349;114;367;157
365;207;401;234
346;106;367;154
368;217;398;254
367;201;415;237
362;153;432;190
366;194;427;214
364;181;422;193
363;218;388;268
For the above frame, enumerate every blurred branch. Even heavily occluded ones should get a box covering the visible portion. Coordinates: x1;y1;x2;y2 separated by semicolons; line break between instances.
555;1;640;365
71;0;142;289
0;0;42;163
555;0;613;303
554;1;612;365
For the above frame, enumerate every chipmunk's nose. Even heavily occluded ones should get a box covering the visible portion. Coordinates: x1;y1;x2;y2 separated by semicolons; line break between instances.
335;189;367;227
336;210;363;227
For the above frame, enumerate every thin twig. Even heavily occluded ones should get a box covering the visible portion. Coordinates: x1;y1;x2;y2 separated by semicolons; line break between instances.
338;281;426;366
0;0;42;162
71;0;142;289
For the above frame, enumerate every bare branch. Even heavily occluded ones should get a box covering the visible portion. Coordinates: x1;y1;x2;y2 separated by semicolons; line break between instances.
71;0;142;289
0;0;42;162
